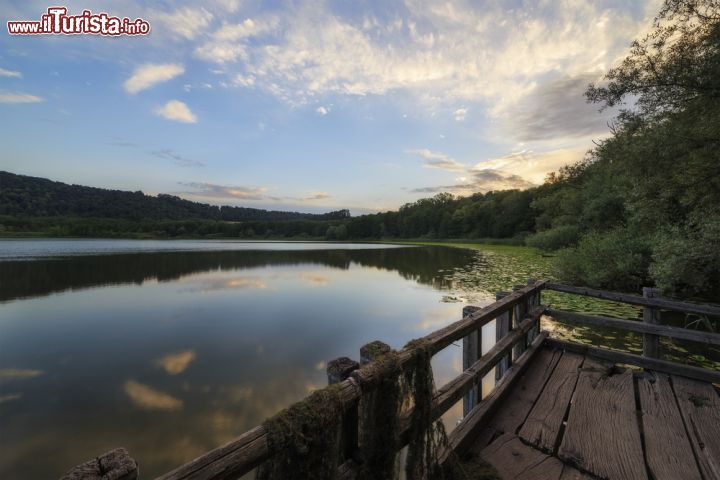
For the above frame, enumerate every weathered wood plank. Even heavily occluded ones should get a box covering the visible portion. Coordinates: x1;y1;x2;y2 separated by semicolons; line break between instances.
545;337;720;384
422;281;546;355
643;287;661;358
463;305;483;415
558;359;648;480
480;433;592;480
672;375;720;479
519;352;584;453
637;373;702;480
429;310;544;422
546;309;720;346
496;291;512;380
61;448;138;480
442;333;547;460
471;347;562;450
545;282;720;317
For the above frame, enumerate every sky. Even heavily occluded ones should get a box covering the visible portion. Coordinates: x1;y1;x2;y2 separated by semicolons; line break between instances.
0;0;661;214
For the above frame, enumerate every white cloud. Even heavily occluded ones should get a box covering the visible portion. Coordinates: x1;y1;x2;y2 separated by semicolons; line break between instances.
124;63;185;94
195;16;278;64
473;147;587;184
195;42;247;64
155;100;198;123
0;68;22;78
215;0;243;13
453;108;467;121
152;7;214;40
408;149;466;172
188;0;656;139
316;106;330;116
0;91;43;103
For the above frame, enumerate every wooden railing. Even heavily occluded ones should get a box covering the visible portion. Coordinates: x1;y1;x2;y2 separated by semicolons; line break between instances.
543;282;720;385
61;279;720;480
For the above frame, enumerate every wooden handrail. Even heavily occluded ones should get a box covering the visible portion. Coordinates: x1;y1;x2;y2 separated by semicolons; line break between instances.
546;338;720;384
545;282;720;317
546;308;720;346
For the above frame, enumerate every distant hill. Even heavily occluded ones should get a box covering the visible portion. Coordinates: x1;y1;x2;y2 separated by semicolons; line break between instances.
0;171;350;222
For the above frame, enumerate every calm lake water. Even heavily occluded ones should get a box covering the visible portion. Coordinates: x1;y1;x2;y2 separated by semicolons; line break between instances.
0;240;522;479
1;239;716;479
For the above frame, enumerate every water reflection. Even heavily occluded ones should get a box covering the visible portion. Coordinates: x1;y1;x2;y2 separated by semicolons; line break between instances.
0;247;477;303
0;244;481;479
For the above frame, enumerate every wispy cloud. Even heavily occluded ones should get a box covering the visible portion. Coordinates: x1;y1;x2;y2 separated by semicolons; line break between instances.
155;100;198;123
0;67;22;78
180;182;268;200
411;169;535;195
316;106;330;116
150;149;204;167
0;91;43;104
408;149;466;172
179;182;332;204
124;63;185;94
453;108;467;122
152;7;214;40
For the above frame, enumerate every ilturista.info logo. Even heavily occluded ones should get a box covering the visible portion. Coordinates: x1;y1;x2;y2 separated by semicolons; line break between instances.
7;7;150;36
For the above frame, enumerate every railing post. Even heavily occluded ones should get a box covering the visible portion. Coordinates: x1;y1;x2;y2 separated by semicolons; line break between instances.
60;448;138;480
327;356;360;462
512;285;528;360
527;278;540;340
495;291;511;381
462;305;482;416
643;287;662;358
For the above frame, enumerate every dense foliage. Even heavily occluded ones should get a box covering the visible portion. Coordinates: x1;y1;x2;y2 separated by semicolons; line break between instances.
527;0;720;297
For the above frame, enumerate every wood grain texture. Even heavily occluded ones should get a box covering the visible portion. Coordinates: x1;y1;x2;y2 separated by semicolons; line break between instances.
443;333;547;459
545;338;720;384
637;373;702;480
471;347;562;450
519;352;584;453
558;359;648;480
672;375;720;480
480;433;592;480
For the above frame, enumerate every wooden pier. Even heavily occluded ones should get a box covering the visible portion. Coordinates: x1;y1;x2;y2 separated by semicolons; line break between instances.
61;280;720;480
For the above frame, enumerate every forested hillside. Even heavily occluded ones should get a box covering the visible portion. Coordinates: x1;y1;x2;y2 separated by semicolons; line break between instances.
0;171;350;222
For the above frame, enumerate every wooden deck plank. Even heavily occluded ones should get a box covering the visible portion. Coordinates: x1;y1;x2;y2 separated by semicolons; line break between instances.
672;375;720;480
637;373;702;480
518;352;584;453
471;347;563;450
558;359;648;480
479;433;591;480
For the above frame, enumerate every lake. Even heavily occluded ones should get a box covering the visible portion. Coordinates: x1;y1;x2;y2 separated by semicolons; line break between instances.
2;239;715;479
0;239;542;479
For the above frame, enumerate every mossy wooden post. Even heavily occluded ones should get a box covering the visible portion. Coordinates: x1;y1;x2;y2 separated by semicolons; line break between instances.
512;285;528;360
462;305;482;416
60;448;138;480
643;287;662;358
327;356;360;461
527;279;540;341
495;292;511;381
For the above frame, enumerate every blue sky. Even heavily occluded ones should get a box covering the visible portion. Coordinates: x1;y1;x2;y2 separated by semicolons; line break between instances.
0;0;660;214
